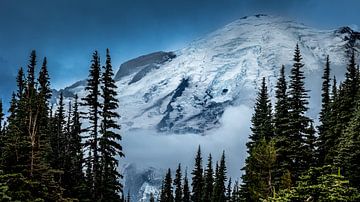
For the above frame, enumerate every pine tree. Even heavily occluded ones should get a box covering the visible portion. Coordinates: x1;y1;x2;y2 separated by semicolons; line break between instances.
183;170;190;202
273;65;292;189
191;146;203;202
247;77;273;150
51;92;66;171
81;50;102;200
231;180;240;202
287;44;314;181
99;49;124;201
241;78;273;201
271;166;360;201
160;169;174;202
226;178;232;201
202;153;214;202
173;164;182;202
317;56;332;165
335;103;360;189
333;52;360;168
242;139;277;201
212;151;227;202
67;94;87;198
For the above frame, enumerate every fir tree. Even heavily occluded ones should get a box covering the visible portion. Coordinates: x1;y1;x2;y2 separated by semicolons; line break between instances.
247;77;273;150
212;151;227;202
183;170;190;202
317;55;332;165
226;178;232;201
287;44;314;181
173;164;182;202
160;169;174;202
81;50;102;200
335;103;360;189
273;65;292;190
241;78;273;201
242;139;276;201
99;49;124;201
191;146;203;202
202;153;214;202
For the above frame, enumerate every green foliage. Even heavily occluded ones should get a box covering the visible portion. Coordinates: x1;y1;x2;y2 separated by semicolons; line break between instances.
173;164;183;202
270;166;360;202
242;139;277;201
99;49;124;201
160;169;174;202
202;154;213;201
191;146;203;202
212;151;227;202
183;171;190;202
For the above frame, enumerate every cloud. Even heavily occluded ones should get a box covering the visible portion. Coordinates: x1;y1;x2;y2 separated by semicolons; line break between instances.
121;104;252;180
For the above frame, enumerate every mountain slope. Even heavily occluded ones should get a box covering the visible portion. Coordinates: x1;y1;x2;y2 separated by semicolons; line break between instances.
63;14;359;134
59;14;360;201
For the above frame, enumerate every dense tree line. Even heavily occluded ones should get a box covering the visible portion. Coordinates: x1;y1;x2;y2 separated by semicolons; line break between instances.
0;50;124;201
240;45;360;201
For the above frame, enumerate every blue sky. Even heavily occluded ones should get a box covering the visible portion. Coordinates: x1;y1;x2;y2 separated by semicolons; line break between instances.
0;0;360;108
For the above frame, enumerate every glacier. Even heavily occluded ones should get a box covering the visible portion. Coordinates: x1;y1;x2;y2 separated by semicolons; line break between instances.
56;14;360;201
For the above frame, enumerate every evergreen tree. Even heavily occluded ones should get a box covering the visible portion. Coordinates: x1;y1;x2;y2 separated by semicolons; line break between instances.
202;153;214;202
226;178;232;201
191;146;203;202
212;151;227;202
67;94;87;198
183;170;190;202
271;166;360;202
241;78;273;200
247;77;273;150
51;92;66;171
81;50;102;200
317;55;332;165
335;103;360;189
160;169;174;202
99;49;124;201
273;65;292;190
241;139;276;201
287;44;314;181
173;164;182;202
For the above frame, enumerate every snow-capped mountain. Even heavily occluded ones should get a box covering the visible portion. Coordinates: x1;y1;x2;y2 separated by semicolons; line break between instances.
57;14;360;201
60;14;359;134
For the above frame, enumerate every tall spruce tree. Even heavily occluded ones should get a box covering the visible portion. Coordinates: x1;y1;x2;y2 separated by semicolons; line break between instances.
247;77;273;150
173;164;183;202
160;169;174;202
81;50;102;200
273;65;292;190
202;153;214;202
191;146;203;202
183;170;190;202
335;102;360;189
212;151;227;202
317;55;331;165
287;44;314;181
241;77;273;201
99;49;124;201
